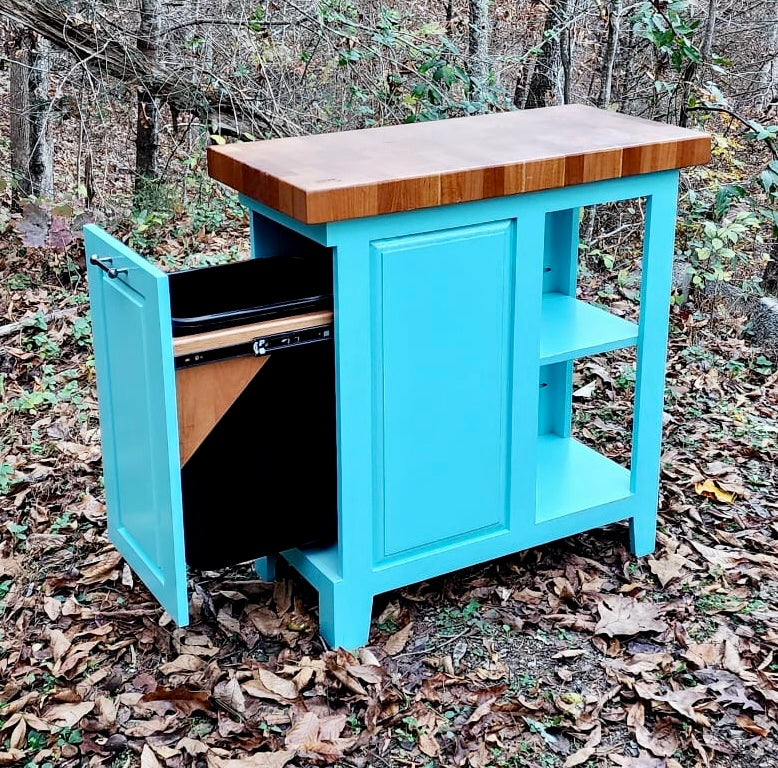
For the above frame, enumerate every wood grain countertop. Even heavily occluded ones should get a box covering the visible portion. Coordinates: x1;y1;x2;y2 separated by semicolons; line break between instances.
207;104;710;224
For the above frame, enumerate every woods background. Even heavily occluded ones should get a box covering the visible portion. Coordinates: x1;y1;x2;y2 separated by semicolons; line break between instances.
0;0;776;301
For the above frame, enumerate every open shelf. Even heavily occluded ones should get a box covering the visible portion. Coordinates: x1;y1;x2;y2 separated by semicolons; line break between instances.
536;434;632;522
540;293;638;364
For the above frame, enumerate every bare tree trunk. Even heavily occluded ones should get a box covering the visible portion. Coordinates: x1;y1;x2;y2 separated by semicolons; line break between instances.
135;0;162;196
7;26;53;205
764;240;778;296
679;0;716;126
559;0;574;104
468;0;491;108
524;0;566;108
761;22;778;112
597;0;621;108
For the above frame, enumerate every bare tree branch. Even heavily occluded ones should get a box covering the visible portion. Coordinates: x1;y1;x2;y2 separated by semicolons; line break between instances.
0;0;277;137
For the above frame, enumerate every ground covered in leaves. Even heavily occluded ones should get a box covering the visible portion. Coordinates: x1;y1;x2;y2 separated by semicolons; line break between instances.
1;192;777;768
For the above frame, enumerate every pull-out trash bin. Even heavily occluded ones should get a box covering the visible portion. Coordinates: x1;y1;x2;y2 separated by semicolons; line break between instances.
169;255;337;570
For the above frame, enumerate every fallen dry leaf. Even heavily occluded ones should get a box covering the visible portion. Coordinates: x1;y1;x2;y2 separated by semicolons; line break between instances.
564;724;601;767
141;744;164;768
635;718;679;758
256;668;298;700
384;622;413;655
418;731;440;757
41;701;95;728
209;752;296;768
159;654;206;675
139;687;212;716
213;678;246;715
694;478;735;503
735;715;770;737
595;595;667;637
284;710;319;748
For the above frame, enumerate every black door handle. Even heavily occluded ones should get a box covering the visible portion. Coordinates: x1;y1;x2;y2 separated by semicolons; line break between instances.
90;255;128;279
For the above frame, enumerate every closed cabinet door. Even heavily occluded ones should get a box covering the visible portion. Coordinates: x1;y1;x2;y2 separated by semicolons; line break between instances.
373;220;516;559
84;225;189;625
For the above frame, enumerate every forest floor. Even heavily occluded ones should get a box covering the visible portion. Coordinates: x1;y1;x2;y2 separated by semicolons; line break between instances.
0;175;777;768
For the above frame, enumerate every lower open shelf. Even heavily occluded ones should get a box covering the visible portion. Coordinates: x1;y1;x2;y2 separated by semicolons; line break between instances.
536;434;632;523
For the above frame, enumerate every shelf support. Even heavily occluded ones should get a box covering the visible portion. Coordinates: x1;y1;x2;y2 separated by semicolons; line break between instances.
541;207;579;438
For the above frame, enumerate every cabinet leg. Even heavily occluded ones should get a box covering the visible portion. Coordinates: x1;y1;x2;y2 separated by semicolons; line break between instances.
255;554;277;582
629;515;656;557
318;585;374;650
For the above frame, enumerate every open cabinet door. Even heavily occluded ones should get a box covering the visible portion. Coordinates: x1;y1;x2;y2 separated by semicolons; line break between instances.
84;225;189;625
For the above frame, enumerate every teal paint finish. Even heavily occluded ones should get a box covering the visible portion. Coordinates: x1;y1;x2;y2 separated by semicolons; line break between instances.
374;222;515;557
84;225;189;626
271;170;680;648
629;171;679;556
86;168;682;649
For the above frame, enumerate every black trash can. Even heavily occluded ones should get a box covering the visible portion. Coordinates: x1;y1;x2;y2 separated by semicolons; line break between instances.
169;255;337;570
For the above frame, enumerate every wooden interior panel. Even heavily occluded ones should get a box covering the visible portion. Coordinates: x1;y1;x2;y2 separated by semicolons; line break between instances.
208;104;711;224
172;310;333;357
176;355;269;466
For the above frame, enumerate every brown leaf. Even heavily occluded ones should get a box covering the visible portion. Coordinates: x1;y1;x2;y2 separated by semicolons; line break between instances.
41;701;95;728
94;696;117;728
466;696;497;724
735;715;770;737
43;596;61;620
285;710;319;748
564;724;601;767
246;606;282;636
418;731;440;757
9;718;25;751
140;745;164;768
635;682;710;726
47;628;71;663
0;750;25;765
256;669;298;701
139;687;211;716
176;737;210;756
635;719;679;758
346;664;385;684
79;549;123;584
211;752;297;768
647;553;693;587
124;716;178;738
610;754;668;768
159;654;206;676
384;622;413;655
317;714;347;741
213;678;246;715
594;595;667;637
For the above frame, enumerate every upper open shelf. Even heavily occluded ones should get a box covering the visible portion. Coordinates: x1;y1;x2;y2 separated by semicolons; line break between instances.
540;292;638;365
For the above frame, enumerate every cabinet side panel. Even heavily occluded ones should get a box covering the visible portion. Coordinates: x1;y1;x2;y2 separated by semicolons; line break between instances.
374;221;515;558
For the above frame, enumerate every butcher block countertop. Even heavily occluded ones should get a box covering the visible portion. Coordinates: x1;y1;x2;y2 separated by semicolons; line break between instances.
207;104;710;224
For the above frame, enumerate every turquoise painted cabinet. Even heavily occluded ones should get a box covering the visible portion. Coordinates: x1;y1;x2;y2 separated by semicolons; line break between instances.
87;106;709;647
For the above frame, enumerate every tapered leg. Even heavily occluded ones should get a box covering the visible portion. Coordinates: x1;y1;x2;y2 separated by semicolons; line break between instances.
629;514;657;557
255;554;277;582
629;171;679;556
318;584;374;650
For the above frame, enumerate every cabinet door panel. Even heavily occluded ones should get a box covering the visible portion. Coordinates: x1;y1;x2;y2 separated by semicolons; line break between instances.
84;225;188;625
375;221;515;558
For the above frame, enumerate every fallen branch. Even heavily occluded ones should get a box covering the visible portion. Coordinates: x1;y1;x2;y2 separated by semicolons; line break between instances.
0;308;78;339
